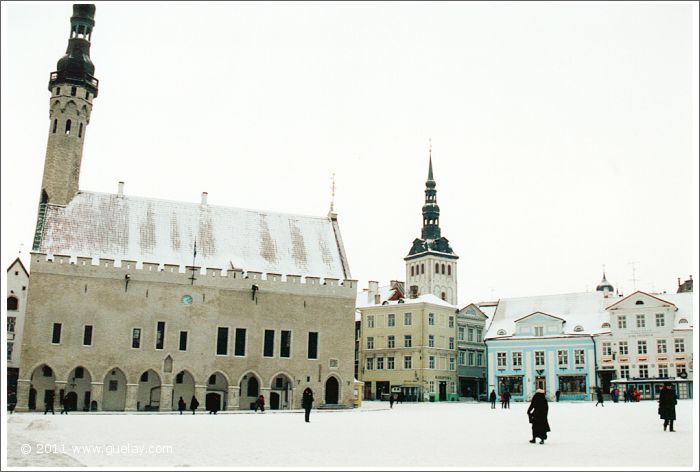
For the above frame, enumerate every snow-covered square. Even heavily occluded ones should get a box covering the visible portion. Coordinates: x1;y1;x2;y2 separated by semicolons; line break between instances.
5;400;695;468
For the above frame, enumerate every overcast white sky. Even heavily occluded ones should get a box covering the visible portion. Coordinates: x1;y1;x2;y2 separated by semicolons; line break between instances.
1;2;698;305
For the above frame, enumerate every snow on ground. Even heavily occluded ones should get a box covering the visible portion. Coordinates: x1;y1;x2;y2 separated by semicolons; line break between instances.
5;400;695;468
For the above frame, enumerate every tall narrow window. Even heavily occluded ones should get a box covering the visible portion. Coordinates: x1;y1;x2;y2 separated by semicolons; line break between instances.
56;87;61;95
78;122;83;138
435;263;440;273
52;119;58;133
448;265;451;276
65;119;72;135
155;321;165;350
216;327;228;355
441;264;445;274
52;323;62;344
132;328;141;348
83;325;93;346
71;86;77;96
307;331;319;359
280;330;291;358
179;331;188;351
234;328;246;356
263;329;275;357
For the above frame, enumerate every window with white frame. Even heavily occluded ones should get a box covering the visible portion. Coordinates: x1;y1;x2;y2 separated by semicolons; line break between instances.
619;365;630;379
458;326;465;340
658;364;669;378
618;341;628;355
428;313;435;325
676;363;687;376
574;349;585;366
366;358;374;370
367;315;374;328
387;357;395;369
476;352;483;366
534;326;544;337
476;329;482;341
449;337;455;350
636;314;645;328
404;356;412;369
404;313;412;325
602;342;612;356
459;350;465;365
449;356;455;370
429;381;435;393
450;381;456;393
638;364;648;378
449;316;454;328
674;338;685;353
637;340;647;355
618;315;627;329
404;335;412;347
657;339;667;353
497;352;507;368
387;335;395;348
468;328;474;342
558;350;568;366
377;357;384;370
367;337;374;349
428;335;435;347
535;351;545;366
512;351;522;368
468;351;475;366
655;313;665;327
387;313;395;327
429;356;435;369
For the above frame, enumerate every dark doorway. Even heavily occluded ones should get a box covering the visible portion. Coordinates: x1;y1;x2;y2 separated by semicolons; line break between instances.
28;388;37;410
598;370;615;394
83;391;91;412
325;377;339;404
64;392;78;411
270;392;280;410
376;381;390;400
439;382;447;401
205;392;221;411
247;377;259;397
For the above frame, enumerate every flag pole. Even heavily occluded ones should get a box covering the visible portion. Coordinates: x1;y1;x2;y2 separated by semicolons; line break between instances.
190;238;197;285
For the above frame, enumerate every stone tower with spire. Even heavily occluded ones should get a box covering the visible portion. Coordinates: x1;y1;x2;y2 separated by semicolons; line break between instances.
33;4;98;250
404;145;458;304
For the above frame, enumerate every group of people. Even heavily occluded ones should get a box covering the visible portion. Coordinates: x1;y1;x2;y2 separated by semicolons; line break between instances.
623;387;641;403
388;392;404;408
175;388;315;422
487;389;511;409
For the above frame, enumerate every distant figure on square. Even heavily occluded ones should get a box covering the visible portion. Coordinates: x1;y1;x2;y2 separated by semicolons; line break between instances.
632;388;641;402
612;387;620;403
658;383;677;432
389;394;395;409
302;388;314;423
500;391;506;409
8;390;17;414
44;391;55;415
555;390;561;402
489;390;497;409
527;388;550;444
190;395;199;415
623;389;628;403
178;396;186;415
595;387;604;407
254;395;265;413
504;390;511;409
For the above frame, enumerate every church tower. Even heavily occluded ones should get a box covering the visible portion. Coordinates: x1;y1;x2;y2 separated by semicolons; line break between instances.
34;4;98;250
404;146;459;304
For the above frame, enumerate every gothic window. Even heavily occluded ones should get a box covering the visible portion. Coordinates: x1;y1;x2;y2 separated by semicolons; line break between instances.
411;266;414;276
441;264;445;274
85;90;90;99
435;263;439;273
140;372;148;382
56;87;60;95
65;119;72;135
441;292;446;301
448;265;451;276
42;365;53;377
79;123;83;138
71;86;77;96
52;119;58;133
421;264;424;274
7;296;18;311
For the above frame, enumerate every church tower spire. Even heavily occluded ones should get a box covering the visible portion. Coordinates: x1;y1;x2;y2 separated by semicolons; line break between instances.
404;142;459;304
34;4;98;250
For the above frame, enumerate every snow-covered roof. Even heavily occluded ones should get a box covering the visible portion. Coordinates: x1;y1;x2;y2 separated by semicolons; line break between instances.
357;292;457;310
485;291;613;340
356;284;402;308
650;292;694;330
37;191;350;279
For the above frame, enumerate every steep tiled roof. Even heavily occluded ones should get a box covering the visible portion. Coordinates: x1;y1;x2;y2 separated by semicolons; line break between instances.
37;191;350;279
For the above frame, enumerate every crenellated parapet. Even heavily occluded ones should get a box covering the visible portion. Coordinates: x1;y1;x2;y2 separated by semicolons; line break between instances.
29;251;357;298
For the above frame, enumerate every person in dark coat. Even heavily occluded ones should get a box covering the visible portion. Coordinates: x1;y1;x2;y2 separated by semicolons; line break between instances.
177;396;186;415
489;390;497;409
389;394;395;409
658;383;677;432
44;391;55;415
504;390;511;409
302;388;314;423
527;388;550;444
595;387;604;407
8;391;17;414
255;395;265;413
623;389;628;403
189;395;199;415
555;390;561;402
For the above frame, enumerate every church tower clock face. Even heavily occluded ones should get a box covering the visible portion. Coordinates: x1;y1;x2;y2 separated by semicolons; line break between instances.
181;294;193;305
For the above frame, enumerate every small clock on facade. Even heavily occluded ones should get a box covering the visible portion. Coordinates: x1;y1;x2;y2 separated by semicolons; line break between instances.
181;294;193;305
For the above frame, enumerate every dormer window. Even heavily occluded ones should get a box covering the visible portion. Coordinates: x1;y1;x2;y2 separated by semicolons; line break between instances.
601;322;611;329
635;300;644;305
573;325;584;332
534;326;544;336
678;318;688;324
497;329;507;336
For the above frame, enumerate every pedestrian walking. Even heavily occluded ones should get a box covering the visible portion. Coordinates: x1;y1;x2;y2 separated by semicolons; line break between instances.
527;388;550;444
489;389;497;409
505;390;511;409
190;395;199;415
500;391;506;409
612;388;620;403
595;387;604;407
633;388;640;402
44;392;55;415
177;396;186;415
389;394;395;409
302;388;314;423
60;395;68;415
555;390;561;402
623;390;628;403
658;382;677;432
8;391;17;414
255;395;265;413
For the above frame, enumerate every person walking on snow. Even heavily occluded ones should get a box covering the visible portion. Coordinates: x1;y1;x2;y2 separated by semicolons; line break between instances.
255;395;265;413
500;391;506;409
190;395;199;415
389;394;395;409
658;382;677;432
177;396;186;415
555;390;561;402
527;388;551;444
504;390;511;409
489;390;497;409
302;388;314;423
595;387;604;407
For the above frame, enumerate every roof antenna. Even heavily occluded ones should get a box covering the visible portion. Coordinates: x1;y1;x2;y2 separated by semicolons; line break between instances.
330;173;336;213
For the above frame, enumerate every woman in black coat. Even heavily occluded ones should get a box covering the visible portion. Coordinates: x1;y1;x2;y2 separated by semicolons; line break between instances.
177;396;186;415
527;389;550;444
302;388;314;423
658;383;677;432
189;395;199;415
489;390;497;409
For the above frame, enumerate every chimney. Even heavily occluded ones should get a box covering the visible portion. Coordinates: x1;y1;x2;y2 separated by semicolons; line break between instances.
201;192;208;205
118;181;124;197
368;281;379;304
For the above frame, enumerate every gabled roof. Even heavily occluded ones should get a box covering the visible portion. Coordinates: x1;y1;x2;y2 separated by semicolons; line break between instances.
513;311;566;324
36;191;351;279
7;257;29;276
605;290;677;311
457;303;489;320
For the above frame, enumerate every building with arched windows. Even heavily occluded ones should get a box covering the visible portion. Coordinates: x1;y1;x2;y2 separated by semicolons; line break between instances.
7;257;29;396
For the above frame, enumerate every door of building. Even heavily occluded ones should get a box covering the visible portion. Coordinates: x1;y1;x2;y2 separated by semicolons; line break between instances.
536;376;546;393
439;382;447;401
